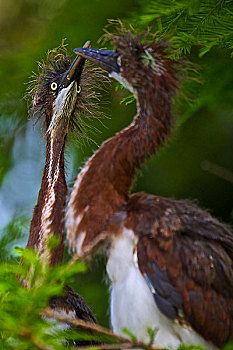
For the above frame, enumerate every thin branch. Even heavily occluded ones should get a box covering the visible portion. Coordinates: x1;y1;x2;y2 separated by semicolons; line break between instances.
21;329;55;350
79;342;142;350
202;160;233;184
30;336;55;350
43;308;162;350
43;308;128;341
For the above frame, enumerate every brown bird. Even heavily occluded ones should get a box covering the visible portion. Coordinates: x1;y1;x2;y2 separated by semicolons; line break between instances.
26;41;97;338
67;32;233;349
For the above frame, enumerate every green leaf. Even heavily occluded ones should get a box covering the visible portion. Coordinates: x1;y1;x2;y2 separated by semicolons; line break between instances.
122;327;137;342
115;82;125;91
120;95;136;105
147;327;158;343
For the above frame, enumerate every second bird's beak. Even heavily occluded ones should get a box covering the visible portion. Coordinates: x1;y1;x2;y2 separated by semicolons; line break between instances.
73;48;120;74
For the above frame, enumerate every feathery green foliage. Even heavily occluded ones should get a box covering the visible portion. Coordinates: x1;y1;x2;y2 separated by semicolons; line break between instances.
114;0;233;128
0;242;88;349
0;217;28;261
131;0;233;57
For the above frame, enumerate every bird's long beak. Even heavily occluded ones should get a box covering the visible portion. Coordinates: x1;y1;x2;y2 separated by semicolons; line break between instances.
47;41;91;136
73;48;120;74
61;41;91;88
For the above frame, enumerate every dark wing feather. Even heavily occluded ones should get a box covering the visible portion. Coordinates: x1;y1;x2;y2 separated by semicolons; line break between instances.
144;263;183;319
50;285;97;324
49;285;97;346
125;192;233;347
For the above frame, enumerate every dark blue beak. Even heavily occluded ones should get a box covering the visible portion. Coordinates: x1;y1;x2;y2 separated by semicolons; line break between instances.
73;48;120;74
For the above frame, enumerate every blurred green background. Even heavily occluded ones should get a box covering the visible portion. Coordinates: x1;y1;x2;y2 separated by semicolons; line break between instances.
0;0;232;327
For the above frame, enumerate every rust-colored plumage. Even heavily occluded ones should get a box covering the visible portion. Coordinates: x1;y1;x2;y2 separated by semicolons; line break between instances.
68;33;178;253
26;42;102;337
127;193;233;346
27;42;105;265
67;31;233;349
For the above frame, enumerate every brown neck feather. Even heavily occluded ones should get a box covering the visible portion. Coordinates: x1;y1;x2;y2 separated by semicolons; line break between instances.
68;74;176;250
27;128;67;266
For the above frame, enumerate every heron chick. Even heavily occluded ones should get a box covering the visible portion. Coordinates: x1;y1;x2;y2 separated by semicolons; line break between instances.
67;30;233;349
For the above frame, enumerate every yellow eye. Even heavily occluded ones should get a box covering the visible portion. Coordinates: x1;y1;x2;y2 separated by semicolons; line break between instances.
77;85;81;94
51;82;58;91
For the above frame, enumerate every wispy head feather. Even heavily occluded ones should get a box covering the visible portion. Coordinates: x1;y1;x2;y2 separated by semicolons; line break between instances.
26;41;109;141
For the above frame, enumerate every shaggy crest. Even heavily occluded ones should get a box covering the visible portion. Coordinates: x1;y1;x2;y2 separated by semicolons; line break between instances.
26;41;109;139
102;20;170;61
101;20;197;114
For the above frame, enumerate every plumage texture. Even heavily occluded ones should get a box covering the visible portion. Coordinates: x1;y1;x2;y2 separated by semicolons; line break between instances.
26;43;100;336
67;34;177;253
67;31;233;348
27;42;107;264
107;225;217;350
27;136;67;265
49;286;97;346
50;285;96;323
27;42;107;134
125;193;233;346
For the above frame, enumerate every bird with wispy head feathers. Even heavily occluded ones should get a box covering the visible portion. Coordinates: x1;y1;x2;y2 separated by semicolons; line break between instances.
26;41;102;340
67;29;233;349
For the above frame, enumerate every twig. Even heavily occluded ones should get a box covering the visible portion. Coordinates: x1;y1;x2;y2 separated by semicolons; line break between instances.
44;308;127;341
43;308;162;350
102;344;135;349
20;329;55;350
78;342;142;350
30;336;55;350
202;160;233;184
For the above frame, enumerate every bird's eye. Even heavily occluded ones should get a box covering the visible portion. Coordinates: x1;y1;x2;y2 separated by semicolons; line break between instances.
51;82;58;91
117;56;122;67
77;85;81;94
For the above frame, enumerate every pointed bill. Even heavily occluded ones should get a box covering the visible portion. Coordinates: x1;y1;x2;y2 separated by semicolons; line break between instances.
73;48;120;74
47;41;91;136
61;41;91;88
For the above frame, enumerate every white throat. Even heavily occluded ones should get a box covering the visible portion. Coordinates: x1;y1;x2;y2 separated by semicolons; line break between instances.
109;72;136;95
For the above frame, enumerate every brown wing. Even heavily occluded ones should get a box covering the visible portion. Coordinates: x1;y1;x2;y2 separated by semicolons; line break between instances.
50;285;97;346
125;192;233;348
50;285;97;323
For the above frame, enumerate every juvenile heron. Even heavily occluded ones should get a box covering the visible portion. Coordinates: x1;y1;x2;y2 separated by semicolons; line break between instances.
26;42;97;334
67;32;233;349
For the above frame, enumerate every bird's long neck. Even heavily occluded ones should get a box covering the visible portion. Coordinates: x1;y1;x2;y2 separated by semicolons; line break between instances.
67;78;175;251
27;126;67;266
121;85;173;179
102;86;174;196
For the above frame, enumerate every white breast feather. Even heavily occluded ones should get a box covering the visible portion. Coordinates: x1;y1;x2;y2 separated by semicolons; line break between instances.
38;147;60;261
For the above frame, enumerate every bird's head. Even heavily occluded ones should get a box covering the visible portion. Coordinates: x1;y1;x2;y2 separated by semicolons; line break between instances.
27;40;104;140
74;33;177;96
